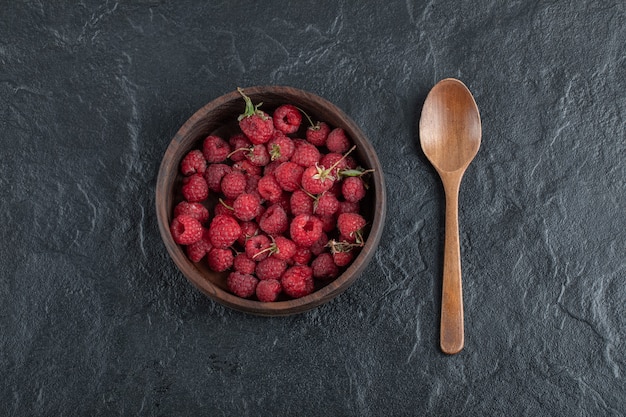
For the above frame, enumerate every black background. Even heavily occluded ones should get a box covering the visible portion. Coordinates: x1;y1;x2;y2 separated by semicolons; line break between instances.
1;1;625;415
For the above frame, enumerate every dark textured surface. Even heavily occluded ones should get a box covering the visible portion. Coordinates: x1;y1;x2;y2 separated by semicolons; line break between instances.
1;1;625;415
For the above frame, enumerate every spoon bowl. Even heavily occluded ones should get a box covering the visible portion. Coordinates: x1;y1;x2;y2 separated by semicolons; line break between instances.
419;78;481;354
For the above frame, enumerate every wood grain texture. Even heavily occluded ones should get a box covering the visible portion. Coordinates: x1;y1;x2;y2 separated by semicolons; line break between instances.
419;79;481;354
156;86;386;316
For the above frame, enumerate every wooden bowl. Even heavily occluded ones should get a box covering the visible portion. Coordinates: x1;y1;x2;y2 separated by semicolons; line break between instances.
155;86;386;316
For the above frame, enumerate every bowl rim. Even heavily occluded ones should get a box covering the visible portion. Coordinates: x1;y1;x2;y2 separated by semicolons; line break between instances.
156;85;387;316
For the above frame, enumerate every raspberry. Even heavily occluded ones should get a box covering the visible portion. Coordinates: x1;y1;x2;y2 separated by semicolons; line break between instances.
309;232;329;256
232;159;262;177
232;193;262;221
274;192;291;215
173;201;209;223
207;247;234;272
258;204;288;236
290;214;323;248
263;160;282;176
233;253;256;274
208;214;241;249
186;229;212;262
342;177;366;202
337;200;360;215
237;220;259;245
326;128;351;153
281;265;314;298
227;272;258;298
221;171;247;200
257;174;282;203
170;214;203;245
333;251;354;267
245;234;272;261
245;144;270;167
204;163;232;193
181;173;209;203
272;236;297;261
312;253;339;280
292;247;312;265
290;189;314;216
314;193;339;217
180;149;207;176
202;135;230;163
337;213;366;244
214;198;234;217
238;88;274;144
245;174;261;195
301;165;335;195
273;104;302;134
274;161;304;192
306;121;331;147
228;133;252;162
267;133;295;162
256;257;287;280
256;279;282;302
291;140;320;167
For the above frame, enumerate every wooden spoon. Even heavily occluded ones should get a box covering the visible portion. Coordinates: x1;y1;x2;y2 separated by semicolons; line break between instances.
419;78;481;354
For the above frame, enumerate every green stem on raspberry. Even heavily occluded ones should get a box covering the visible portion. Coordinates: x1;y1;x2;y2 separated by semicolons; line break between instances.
338;167;375;178
227;146;252;159
237;87;265;121
295;106;316;129
218;198;234;211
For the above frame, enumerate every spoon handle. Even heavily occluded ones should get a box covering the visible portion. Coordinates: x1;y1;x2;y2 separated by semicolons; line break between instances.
440;177;464;354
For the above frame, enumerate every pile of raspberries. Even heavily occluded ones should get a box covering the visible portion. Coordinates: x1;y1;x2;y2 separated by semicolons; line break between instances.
170;88;372;302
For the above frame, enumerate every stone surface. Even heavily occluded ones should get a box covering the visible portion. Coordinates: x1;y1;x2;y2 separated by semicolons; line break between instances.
1;1;625;415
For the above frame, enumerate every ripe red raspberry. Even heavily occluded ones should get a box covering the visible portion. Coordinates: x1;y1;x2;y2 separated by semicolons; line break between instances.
258;204;288;236
337;200;360;215
208;214;241;249
221;171;247;200
290;214;323;248
290;140;320;167
263;160;282;176
274;161;304;192
257;174;282;203
281;265;314;298
245;175;261;196
273;104;302;134
232;193;262;221
237;220;259;245
337;213;366;244
227;272;258;298
180;149;207;176
312;252;339;280
245;234;272;261
326;128;352;153
292;247;312;265
272;236;297;261
306;121;331;147
256;257;287;281
233;253;256;274
314;193;339;217
232;159;262;177
309;232;329;256
256;279;282;302
173;201;209;223
301;165;335;195
170;214;203;245
333;251;354;267
204;163;232;193
181;173;209;203
228;133;252;162
342;177;366;202
185;229;212;262
245;144;270;167
202;135;230;163
267;133;295;162
207;247;234;272
214;198;234;217
290;190;314;216
238;88;274;144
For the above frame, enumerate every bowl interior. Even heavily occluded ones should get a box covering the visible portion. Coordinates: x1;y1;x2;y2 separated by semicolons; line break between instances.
156;86;386;315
